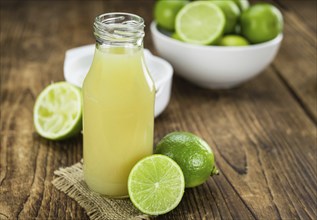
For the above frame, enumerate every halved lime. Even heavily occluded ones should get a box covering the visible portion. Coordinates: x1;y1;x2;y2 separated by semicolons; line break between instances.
128;154;185;216
175;1;225;45
33;82;82;140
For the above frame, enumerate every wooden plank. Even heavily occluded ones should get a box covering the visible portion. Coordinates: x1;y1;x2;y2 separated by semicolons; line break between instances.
0;1;154;219
0;1;105;219
251;0;317;124
1;0;316;219
155;66;317;219
271;0;317;123
276;0;316;33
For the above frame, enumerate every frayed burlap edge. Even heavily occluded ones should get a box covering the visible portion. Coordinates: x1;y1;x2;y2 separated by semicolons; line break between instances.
52;162;149;220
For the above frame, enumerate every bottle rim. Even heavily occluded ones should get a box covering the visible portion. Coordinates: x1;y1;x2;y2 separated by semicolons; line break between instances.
94;12;145;46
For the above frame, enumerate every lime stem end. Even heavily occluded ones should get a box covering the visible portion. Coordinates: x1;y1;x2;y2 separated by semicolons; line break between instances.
211;166;219;176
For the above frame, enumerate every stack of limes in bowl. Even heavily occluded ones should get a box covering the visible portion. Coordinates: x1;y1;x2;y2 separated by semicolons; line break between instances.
154;0;283;46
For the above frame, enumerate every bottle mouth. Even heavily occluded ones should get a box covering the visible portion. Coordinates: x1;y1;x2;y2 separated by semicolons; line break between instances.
94;12;145;46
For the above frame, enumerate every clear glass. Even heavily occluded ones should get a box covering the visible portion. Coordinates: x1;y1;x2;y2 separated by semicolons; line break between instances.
82;13;155;197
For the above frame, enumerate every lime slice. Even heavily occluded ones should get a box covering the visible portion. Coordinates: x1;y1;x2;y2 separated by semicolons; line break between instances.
128;154;185;215
33;82;82;140
175;1;225;45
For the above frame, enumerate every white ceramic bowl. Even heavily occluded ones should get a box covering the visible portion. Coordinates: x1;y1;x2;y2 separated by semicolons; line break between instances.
63;45;173;118
151;22;283;89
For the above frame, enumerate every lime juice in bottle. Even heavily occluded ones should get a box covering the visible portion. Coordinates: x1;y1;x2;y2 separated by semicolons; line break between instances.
82;13;155;197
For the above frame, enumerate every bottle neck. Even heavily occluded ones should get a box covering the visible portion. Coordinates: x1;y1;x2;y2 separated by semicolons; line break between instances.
93;13;145;48
96;43;143;56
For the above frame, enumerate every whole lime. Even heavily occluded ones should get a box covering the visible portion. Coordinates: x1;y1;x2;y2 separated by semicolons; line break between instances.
155;132;218;188
209;0;240;34
240;3;283;44
232;0;249;12
218;35;249;46
171;32;183;41
154;0;188;31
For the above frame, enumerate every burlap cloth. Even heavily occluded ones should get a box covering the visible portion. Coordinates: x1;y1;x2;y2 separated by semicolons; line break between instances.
52;161;149;220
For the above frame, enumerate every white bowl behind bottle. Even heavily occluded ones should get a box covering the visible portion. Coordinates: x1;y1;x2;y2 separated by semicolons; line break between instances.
151;22;283;89
63;45;173;118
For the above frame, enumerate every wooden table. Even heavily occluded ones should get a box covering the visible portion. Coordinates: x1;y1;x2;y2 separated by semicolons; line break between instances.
1;0;316;219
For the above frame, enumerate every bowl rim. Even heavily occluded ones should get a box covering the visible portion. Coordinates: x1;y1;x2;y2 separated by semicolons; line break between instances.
150;21;283;51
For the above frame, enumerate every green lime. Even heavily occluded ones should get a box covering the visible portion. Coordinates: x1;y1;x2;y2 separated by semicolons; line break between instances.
171;32;182;41
155;132;218;188
234;23;241;34
232;0;250;12
218;35;249;46
175;1;225;45
128;154;185;215
209;0;240;34
154;0;188;31
240;3;283;44
33;82;82;140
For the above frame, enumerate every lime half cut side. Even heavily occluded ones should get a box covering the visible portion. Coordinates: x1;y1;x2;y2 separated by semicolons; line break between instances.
175;1;225;45
128;154;185;216
33;82;82;140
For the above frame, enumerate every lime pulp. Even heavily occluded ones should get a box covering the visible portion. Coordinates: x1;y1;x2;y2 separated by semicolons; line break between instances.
33;82;82;140
128;154;185;215
175;1;225;45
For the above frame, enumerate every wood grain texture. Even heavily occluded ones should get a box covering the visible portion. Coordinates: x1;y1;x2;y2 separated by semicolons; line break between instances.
276;0;316;33
1;0;316;219
272;0;317;123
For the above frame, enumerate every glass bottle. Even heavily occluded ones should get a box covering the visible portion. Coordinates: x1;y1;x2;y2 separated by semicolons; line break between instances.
82;13;155;197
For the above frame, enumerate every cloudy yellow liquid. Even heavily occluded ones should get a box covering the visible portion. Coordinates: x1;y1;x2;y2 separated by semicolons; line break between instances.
82;46;155;197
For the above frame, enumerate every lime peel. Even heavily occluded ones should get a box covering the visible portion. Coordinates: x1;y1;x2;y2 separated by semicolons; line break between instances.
155;131;218;188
